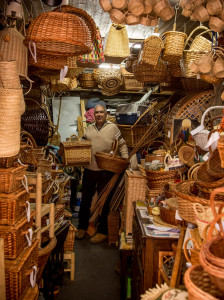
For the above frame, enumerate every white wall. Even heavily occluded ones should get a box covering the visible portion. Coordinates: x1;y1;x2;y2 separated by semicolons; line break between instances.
52;96;81;142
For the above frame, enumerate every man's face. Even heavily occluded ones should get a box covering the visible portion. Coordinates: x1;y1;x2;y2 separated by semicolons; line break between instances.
94;106;107;124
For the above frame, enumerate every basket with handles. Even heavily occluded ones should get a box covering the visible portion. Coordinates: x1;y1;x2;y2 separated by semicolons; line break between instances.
60;134;92;166
95;139;129;174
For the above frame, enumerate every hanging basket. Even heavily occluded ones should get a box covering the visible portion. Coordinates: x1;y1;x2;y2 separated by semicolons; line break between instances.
29;52;67;70
95;140;129;174
162;30;187;63
24;12;92;56
21;99;50;146
0;27;28;78
138;34;164;67
53;5;97;43
104;24;130;58
133;60;167;83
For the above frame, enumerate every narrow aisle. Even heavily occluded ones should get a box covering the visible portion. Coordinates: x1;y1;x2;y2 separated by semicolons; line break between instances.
57;220;120;300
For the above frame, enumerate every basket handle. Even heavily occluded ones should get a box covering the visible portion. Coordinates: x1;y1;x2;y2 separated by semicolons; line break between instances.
146;140;168;155
131;102;157;128
207;212;224;239
193;202;206;216
210;187;224;219
191;106;224;136
183;238;200;263
20;130;37;148
187;162;202;180
69;134;80;142
184;25;210;49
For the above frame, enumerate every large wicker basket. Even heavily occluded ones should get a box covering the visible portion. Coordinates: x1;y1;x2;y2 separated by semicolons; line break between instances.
132;60;167;83
0;212;35;260
162;30;187;63
61;134;91;166
95;140;129;174
24;12;92;56
5;239;39;300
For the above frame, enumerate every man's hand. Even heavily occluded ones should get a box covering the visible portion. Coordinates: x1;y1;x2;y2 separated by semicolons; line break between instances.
129;154;138;170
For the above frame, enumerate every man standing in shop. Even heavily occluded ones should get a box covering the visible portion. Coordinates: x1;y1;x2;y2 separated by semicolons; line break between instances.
76;104;130;244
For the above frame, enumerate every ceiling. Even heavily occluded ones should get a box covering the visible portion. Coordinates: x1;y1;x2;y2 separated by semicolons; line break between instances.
0;0;204;41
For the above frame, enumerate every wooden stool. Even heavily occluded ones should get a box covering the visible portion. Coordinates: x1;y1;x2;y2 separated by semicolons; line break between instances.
64;251;75;281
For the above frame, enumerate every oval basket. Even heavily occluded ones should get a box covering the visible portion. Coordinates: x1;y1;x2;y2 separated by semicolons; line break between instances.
95;140;129;174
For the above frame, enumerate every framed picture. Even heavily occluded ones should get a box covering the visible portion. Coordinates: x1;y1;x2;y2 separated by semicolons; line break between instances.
173;118;200;142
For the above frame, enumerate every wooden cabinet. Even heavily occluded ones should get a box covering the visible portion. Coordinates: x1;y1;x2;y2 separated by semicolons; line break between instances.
131;207;177;300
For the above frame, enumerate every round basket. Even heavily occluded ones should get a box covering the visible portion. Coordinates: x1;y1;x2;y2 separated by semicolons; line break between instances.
160;205;181;226
200;213;224;293
184;238;201;265
207;148;224;179
24;12;92;56
178;146;195;167
95;140;129;174
29;52;67;70
184;264;224;300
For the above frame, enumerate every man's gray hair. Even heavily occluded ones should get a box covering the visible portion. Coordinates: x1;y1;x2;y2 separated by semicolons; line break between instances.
94;104;107;113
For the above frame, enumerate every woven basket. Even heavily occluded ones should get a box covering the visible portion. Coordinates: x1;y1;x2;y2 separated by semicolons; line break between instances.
184;264;224;300
124;170;147;235
168;61;182;77
207;148;224;179
37;155;53;176
95;140;129;174
0;60;21;89
24;12;92;56
64;224;76;251
200;213;224;293
104;24;130;58
138;35;164;67
61;134;91;166
42;180;54;204
23;285;39;300
184;238;200;265
200;73;222;84
0;155;19;168
178;146;195;167
133;60;167;83
0;188;31;226
0;165;27;194
0;212;35;260
5;239;38;300
29;52;67;70
0;88;22;157
162;30;187;63
53;5;97;43
0;27;28;78
160;205;181;226
37;237;57;285
181;77;212;92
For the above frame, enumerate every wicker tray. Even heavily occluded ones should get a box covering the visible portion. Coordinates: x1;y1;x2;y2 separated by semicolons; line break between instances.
5;239;39;300
0;164;27;194
61;134;91;166
0;212;35;260
0;188;31;225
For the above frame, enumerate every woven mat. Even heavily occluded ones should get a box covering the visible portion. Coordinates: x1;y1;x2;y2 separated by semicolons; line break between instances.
153;215;180;229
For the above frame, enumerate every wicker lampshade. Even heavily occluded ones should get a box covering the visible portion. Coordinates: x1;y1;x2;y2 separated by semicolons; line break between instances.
24;12;92;56
0;27;28;78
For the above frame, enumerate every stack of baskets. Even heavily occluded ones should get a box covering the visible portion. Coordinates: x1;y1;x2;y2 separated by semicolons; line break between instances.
79;72;97;89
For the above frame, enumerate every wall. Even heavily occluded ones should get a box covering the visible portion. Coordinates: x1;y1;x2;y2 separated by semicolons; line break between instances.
52;96;81;142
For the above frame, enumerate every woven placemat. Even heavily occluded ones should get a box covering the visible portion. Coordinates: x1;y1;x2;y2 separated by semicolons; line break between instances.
153;215;180;229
